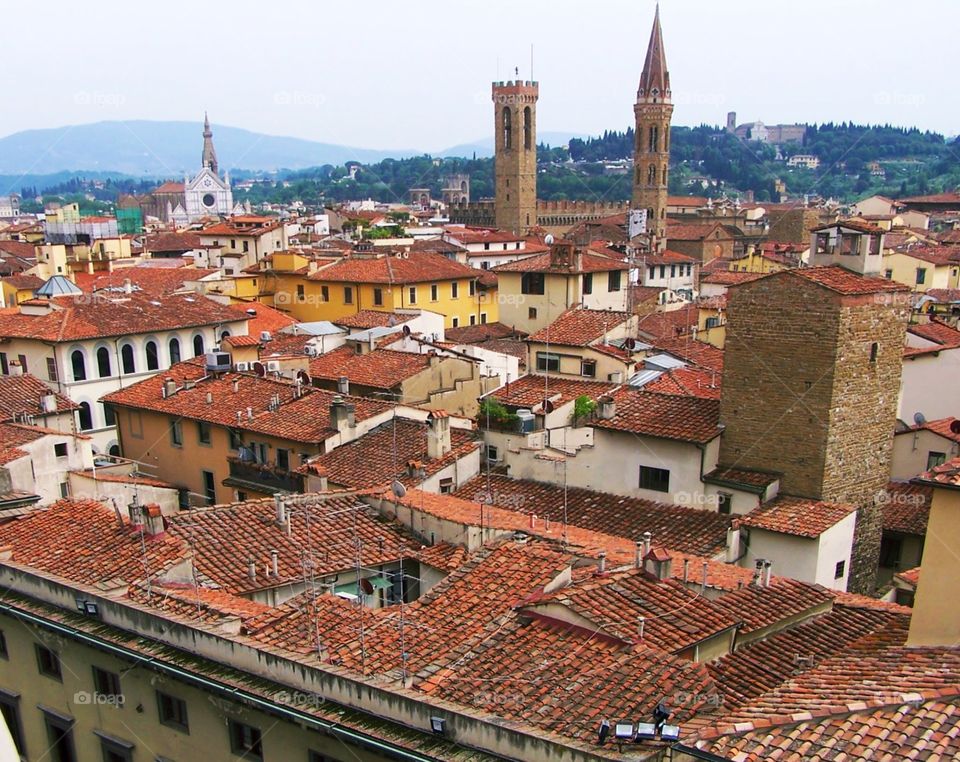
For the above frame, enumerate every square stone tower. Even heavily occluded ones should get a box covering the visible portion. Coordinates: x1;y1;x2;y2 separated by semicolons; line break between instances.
718;266;911;593
492;80;538;236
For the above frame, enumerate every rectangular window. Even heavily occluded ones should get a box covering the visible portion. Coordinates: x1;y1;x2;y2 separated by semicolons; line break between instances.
670;264;676;278
229;429;242;451
92;666;122;701
469;314;476;326
97;732;134;762
536;352;560;373
321;285;329;302
0;353;6;375
439;477;454;494
229;719;263;760
18;355;26;374
916;268;926;285
927;451;947;470
469;280;476;296
0;690;24;756
296;284;305;301
47;357;59;382
528;307;538;320
582;273;593;295
451;317;459;328
659;265;666;279
430;284;439;301
521;272;545;295
373;288;383;306
885;269;893;279
170;419;183;447
197;421;211;445
408;286;417;304
54;442;68;458
608;271;622;291
638;465;670;492
480;313;488;324
242;241;249;253
129;410;143;439
42;708;75;762
580;359;597;377
0;630;6;659
834;560;846;579
276;448;289;471
202;470;216;506
717;492;732;515
157;691;189;733
36;645;62;681
59;482;69;499
343;286;353;304
451;281;459;299
879;535;902;568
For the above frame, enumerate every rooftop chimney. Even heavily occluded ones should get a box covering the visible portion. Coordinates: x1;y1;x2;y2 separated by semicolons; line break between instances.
8;360;22;377
427;410;452;459
232;378;240;393
127;501;144;529
248;558;257;580
274;493;287;527
761;559;773;588
753;559;765;588
597;551;607;575
162;378;176;399
144;504;165;537
270;549;279;577
330;395;356;433
337;376;349;395
598;395;617;420
642;531;652;557
635;541;644;569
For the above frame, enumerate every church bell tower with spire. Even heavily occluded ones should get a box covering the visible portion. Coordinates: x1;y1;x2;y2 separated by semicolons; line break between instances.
632;5;673;250
202;112;219;175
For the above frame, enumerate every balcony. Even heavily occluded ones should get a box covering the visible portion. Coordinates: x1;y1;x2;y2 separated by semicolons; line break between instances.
225;456;301;494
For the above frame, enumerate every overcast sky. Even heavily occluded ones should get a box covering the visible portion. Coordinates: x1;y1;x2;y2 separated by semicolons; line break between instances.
4;0;955;150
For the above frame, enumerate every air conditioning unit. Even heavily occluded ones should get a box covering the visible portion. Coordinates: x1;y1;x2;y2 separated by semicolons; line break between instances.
235;362;250;372
266;360;281;372
303;345;318;357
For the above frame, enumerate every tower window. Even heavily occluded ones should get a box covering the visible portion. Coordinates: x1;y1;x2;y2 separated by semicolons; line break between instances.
648;125;659;152
662;166;668;185
523;106;532;150
648;164;656;184
869;342;878;363
502;107;512;150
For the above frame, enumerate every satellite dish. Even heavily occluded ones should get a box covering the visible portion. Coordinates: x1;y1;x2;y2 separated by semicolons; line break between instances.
624;337;636;350
359;577;375;596
391;480;407;498
913;412;927;426
951;419;960;435
402;324;411;336
542;399;555;414
544;234;555;245
253;362;265;377
297;369;311;386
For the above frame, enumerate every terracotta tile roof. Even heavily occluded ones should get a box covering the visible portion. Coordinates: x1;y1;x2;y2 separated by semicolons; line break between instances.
739;495;856;538
0;292;246;342
526;565;739;653
302;419;478;489
441;226;523;245
916;455;960;489
143;231;202;252
127;581;273;624
103;360;391;444
154;181;185;194
444;321;526;343
643;366;722;399
791;265;911;295
0;498;188;585
813;218;885;234
0;240;37;263
925;288;960;303
488;375;619;409
527;307;633;346
332;310;406;329
415;542;470;572
0;374;78;420
167;494;417;595
701;256;734;274
651;337;724;372
88;267;218;295
908;319;960;347
0;422;48;464
227;302;296;336
669;195;709;207
701;270;766;286
453;474;733;557
899;191;960;205
703;467;780;493
592;387;722;444
309;251;477;284
707;603;909;710
892;244;960;266
636;303;699;340
70;469;174;489
640;248;698;265
714;577;833;636
666;222;725;241
222;334;260;348
201;220;282;236
308;346;430;390
1;274;43;290
492;249;629;274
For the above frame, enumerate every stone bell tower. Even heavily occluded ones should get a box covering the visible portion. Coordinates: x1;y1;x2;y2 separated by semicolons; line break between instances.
493;78;539;236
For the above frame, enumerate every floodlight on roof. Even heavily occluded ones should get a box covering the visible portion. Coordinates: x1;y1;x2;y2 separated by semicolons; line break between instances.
660;724;681;741
634;722;658;741
597;719;610;744
429;716;446;735
614;722;634;740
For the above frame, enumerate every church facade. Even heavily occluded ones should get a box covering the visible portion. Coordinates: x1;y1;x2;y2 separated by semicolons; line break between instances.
183;114;235;221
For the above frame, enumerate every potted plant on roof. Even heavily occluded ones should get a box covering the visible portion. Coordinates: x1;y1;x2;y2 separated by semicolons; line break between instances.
572;394;597;426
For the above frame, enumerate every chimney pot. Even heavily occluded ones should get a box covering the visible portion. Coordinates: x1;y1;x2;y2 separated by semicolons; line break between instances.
642;531;652;557
635;541;644;569
597;551;607;575
248;558;257;580
270;549;279;577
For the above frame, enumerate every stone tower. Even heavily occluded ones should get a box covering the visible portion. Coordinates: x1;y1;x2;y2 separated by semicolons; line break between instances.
493;79;538;236
718;267;911;594
202;112;219;175
632;5;673;250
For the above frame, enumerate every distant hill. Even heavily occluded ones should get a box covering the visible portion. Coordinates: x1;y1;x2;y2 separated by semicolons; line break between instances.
437;131;588;158
0;121;424;175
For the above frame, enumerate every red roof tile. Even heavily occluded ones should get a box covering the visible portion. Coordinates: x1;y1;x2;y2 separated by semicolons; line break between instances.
739;496;856;538
908;320;960;348
308;346;430;390
592;387;722;444
309;251;477;284
227;302;296;336
714;577;833;636
643;366;722;399
791;265;911;295
527;307;633;346
332;310;406;329
88;267;218;295
488;375;619;409
492;247;629;274
651;337;724;372
0;374;78;420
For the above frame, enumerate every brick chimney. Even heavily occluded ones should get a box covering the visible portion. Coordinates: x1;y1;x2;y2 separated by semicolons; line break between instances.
427;410;451;459
143;504;165;537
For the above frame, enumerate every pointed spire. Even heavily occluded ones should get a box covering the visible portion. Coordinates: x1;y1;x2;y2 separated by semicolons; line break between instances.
638;4;670;101
201;112;219;175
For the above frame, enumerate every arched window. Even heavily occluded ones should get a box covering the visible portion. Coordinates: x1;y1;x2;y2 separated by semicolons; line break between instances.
78;401;93;431
103;403;116;427
460;180;467;192
70;350;86;381
636;166;642;184
502;107;512;150
108;444;121;457
664;129;670;151
648;125;659;152
648;164;657;184
523;106;532;150
96;346;111;378
121;344;135;374
662;165;668;185
145;340;159;371
169;337;181;365
220;330;231;341
193;335;205;358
